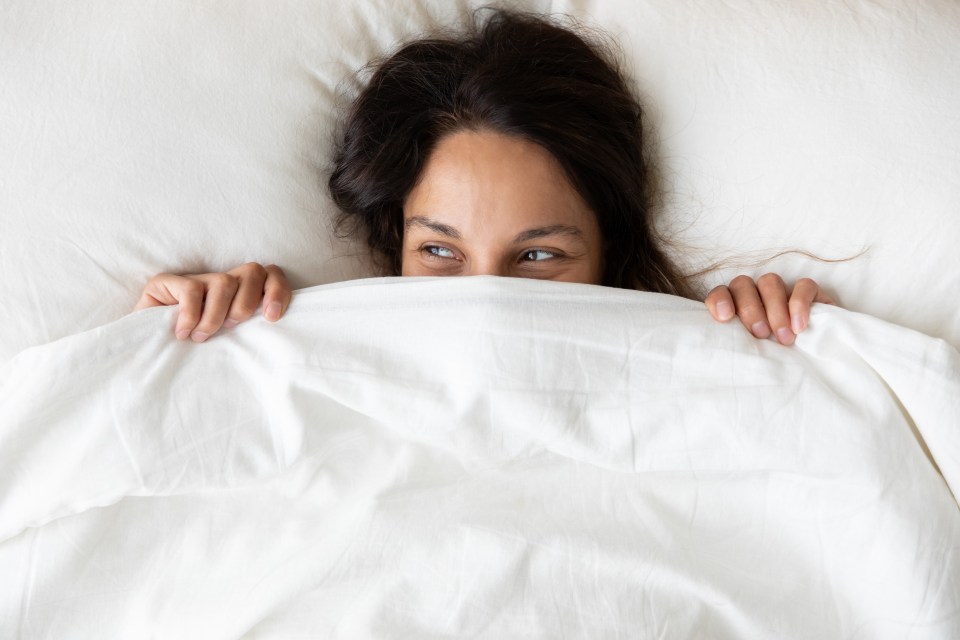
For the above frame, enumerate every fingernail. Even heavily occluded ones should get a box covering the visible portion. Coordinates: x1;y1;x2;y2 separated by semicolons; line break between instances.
176;329;191;340
751;321;770;337
791;313;804;334
265;302;281;322
776;328;794;344
191;331;209;343
223;319;239;329
717;301;734;321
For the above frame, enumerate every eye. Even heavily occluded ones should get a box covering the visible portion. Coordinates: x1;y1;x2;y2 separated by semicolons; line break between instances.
520;249;557;262
422;245;457;260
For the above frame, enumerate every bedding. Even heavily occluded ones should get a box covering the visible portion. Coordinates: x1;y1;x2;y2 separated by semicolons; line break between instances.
1;277;958;638
2;0;959;363
3;1;959;637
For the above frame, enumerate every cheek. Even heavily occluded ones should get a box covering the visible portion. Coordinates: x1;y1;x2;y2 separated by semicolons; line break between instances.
587;261;603;286
575;257;604;286
577;223;605;285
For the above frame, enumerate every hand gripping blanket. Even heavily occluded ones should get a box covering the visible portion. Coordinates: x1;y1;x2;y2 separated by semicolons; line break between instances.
1;278;958;639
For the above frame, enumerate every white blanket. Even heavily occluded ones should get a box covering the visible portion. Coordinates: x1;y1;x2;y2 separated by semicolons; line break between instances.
1;278;958;639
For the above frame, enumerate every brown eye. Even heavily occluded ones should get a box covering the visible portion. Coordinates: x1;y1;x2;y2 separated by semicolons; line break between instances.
520;249;557;262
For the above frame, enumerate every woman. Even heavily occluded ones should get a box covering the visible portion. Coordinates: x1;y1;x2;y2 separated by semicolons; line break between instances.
135;10;832;346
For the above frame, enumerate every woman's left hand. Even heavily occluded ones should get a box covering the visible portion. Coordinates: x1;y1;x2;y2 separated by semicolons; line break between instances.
704;274;835;346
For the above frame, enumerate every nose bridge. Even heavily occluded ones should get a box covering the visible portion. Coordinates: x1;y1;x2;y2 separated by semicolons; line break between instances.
464;254;509;277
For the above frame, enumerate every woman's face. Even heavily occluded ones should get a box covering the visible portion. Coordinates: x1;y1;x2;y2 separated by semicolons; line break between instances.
402;130;604;284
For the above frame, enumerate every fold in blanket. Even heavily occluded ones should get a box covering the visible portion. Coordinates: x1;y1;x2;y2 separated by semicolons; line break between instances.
1;277;958;639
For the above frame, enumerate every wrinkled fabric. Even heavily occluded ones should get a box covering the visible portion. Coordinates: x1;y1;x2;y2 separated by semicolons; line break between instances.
1;277;958;639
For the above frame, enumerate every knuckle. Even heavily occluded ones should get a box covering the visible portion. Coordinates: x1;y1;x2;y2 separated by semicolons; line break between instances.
706;284;729;298
265;264;288;281
233;302;258;318
242;262;267;278
729;275;755;289
211;273;237;290
737;302;766;319
757;272;784;288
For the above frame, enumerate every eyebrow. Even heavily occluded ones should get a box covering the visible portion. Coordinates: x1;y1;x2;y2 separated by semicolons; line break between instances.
512;224;585;244
405;216;462;239
405;216;586;244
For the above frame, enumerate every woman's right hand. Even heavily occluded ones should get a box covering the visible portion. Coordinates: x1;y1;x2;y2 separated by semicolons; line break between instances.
133;263;292;342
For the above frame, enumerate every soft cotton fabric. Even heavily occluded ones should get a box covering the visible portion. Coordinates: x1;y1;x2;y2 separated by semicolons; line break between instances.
1;278;957;638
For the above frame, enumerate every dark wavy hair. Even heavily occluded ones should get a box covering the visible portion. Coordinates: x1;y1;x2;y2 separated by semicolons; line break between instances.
328;9;692;297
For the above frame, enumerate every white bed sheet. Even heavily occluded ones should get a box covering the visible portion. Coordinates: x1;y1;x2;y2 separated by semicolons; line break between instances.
3;2;959;636
1;278;957;638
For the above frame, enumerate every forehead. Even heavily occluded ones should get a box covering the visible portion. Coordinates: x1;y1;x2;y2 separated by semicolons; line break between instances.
403;130;595;232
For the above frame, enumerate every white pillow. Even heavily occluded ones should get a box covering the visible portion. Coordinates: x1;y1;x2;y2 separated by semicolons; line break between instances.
2;0;958;361
598;0;960;343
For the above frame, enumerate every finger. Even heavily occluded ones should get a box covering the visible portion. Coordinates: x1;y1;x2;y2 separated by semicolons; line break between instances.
134;273;182;310
815;289;836;306
223;263;268;328
704;285;736;322
168;278;206;341
137;274;205;340
262;264;292;322
756;273;794;346
134;290;166;311
189;273;239;342
787;278;820;334
727;275;771;339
